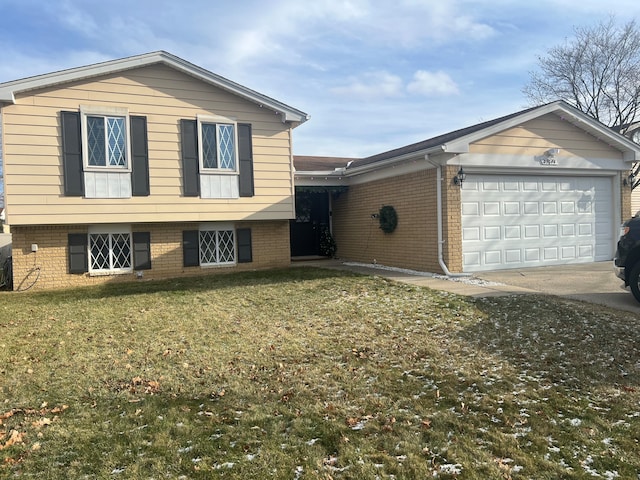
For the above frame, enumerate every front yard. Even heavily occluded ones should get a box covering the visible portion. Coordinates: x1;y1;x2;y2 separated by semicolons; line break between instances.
1;267;639;478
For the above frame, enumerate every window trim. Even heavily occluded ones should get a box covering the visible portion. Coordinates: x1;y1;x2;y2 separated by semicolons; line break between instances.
80;105;132;173
87;225;133;275
197;114;239;175
198;222;236;267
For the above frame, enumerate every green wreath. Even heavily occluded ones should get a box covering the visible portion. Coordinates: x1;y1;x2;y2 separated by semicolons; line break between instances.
378;205;398;233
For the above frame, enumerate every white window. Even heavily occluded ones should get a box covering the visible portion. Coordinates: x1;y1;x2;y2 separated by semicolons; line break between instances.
88;226;132;275
198;115;237;172
81;107;131;171
199;225;235;266
80;106;132;198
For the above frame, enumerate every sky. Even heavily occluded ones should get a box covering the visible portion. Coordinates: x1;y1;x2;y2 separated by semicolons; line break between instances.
1;0;640;159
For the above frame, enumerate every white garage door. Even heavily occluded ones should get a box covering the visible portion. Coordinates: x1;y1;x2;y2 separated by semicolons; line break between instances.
461;175;614;272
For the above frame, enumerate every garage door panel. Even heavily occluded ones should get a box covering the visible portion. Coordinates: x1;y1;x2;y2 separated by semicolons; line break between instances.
524;202;539;214
543;224;558;237
484;226;500;240
542;247;557;261
461;202;480;215
524;225;540;238
484;202;500;215
505;250;521;263
579;245;593;257
461;174;614;272
578;223;592;236
504;202;519;215
484;251;501;265
504;226;520;239
561;224;575;236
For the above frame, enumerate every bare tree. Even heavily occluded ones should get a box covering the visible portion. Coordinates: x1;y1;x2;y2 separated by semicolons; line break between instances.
524;17;640;187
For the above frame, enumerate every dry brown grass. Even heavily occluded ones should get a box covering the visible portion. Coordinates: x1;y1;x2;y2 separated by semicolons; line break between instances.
0;267;638;478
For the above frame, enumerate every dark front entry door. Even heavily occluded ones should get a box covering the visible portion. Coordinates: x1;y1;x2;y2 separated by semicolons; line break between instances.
290;190;330;257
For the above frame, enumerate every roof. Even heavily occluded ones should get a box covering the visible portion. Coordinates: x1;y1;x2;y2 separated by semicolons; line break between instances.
345;100;640;169
294;156;357;172
0;51;309;124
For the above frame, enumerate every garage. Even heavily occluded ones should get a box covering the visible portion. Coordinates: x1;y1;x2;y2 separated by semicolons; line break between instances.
461;174;614;272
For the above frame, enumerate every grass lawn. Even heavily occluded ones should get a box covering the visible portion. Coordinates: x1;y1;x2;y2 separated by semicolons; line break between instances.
1;267;639;479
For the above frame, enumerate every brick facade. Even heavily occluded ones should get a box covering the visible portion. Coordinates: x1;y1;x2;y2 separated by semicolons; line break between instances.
622;170;633;220
331;167;463;274
10;221;290;291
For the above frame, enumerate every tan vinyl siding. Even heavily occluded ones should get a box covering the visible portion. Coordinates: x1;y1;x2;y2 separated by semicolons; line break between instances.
632;188;640;216
3;64;295;225
470;113;623;159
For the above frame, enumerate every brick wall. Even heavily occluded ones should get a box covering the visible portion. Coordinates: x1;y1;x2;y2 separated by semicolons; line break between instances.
332;168;449;273
442;165;463;272
622;170;633;220
10;221;290;291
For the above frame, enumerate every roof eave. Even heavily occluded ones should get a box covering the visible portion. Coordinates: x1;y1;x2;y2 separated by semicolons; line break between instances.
0;51;309;124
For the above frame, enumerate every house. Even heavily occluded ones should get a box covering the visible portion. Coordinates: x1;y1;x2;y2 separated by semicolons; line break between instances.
293;101;640;274
0;51;308;290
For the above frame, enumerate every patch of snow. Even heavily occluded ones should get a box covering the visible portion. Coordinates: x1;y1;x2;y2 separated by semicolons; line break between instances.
439;463;463;475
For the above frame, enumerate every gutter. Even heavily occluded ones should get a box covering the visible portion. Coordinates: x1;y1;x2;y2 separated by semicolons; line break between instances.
427;156;471;278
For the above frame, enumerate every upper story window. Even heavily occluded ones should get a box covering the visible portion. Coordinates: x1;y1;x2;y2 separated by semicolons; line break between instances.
61;110;149;198
87;115;127;167
81;106;131;172
198;115;237;173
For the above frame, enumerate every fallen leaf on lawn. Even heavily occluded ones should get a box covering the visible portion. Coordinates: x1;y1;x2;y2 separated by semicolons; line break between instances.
32;418;52;428
1;430;25;450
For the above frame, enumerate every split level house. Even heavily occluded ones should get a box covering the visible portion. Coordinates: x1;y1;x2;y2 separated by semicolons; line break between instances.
2;52;640;290
0;51;308;290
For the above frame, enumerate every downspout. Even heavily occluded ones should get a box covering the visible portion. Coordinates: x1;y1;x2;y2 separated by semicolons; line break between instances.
427;156;471;277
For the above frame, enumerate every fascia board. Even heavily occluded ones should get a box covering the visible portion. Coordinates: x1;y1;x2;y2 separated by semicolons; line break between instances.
444;101;640;160
0;51;309;124
346;146;445;176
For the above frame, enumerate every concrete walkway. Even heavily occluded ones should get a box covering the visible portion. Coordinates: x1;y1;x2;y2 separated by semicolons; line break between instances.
294;259;640;314
294;259;535;297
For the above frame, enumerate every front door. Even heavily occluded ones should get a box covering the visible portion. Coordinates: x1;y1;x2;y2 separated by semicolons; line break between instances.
290;190;330;257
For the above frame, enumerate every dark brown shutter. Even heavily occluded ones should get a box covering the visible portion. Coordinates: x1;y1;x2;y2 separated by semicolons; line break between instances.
238;123;254;197
61;111;84;196
68;233;88;273
183;230;199;267
237;228;252;263
180;119;199;196
130;116;150;196
133;232;151;270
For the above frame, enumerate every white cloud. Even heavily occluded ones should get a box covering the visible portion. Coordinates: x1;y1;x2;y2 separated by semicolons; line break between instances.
331;71;404;99
407;70;459;96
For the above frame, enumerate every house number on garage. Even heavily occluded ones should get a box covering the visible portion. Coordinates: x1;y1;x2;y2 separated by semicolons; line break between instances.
540;157;558;166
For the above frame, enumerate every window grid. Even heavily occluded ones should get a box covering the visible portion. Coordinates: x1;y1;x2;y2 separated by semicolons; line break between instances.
89;232;132;272
200;122;236;171
87;115;127;168
218;124;235;169
199;230;235;265
202;123;218;169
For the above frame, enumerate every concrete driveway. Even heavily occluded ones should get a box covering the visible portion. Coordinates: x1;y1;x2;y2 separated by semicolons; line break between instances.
476;261;640;314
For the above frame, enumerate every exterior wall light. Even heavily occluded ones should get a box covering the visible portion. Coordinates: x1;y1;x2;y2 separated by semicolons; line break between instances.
453;167;466;187
624;172;636;188
546;148;560;156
